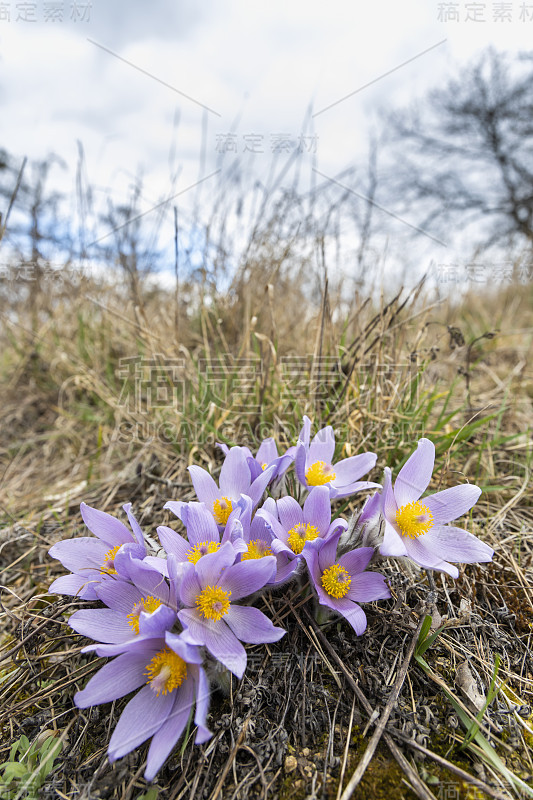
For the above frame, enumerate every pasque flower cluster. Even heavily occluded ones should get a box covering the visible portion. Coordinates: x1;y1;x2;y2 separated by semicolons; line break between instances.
49;417;493;780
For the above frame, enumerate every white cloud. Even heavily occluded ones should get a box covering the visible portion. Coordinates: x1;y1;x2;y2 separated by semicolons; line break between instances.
0;0;530;281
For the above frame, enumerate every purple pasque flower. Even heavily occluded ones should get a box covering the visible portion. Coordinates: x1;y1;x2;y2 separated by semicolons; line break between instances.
302;528;390;635
69;557;176;645
48;502;146;600
228;495;299;585
378;438;493;578
295;416;380;499
75;632;211;781
165;446;276;528
218;438;295;483
177;541;285;678
155;502;246;574
257;486;347;560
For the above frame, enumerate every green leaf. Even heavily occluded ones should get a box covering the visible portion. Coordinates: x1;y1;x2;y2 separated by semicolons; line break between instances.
136;788;159;800
1;763;28;781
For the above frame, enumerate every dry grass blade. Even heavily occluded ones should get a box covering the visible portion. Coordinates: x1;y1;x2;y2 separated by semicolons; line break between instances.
338;614;426;800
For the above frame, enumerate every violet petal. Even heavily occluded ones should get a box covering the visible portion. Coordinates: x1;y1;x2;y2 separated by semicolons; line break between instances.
74;652;149;707
144;681;194;780
248;464;277;506
48;537;108;574
308;426;335;465
379;519;408;557
48;573;99;600
178;609;246;678
157;526;191;561
418;525;494;565
331;597;368;635
294;441;308;486
219;556;277;599
80;502;133;546
195;541;236;587
338;547;374;575
303;486;331;534
219;447;251;497
108;684;174;762
188;465;220;507
225;605;285;644
95;580;141;613
333;452;377;486
193;666;212;744
184;502;221;545
277;496;303;532
425;484;482;525
394;438;435;506
178;562;202;607
69;609;133;643
347;573;391;602
403;535;459;578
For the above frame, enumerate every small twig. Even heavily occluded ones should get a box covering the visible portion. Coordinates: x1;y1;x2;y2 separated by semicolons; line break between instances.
304;608;436;800
388;728;510;800
208;716;250;800
336;697;356;800
0;608;68;665
304;608;509;800
339;614;426;800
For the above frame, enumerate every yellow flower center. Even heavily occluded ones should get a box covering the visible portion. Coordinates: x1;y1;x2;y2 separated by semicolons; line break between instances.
395;501;434;539
187;541;220;564
195;585;231;621
213;497;233;525
321;563;352;599
127;596;163;635
305;461;336;486
261;462;268;470
144;647;187;695
287;522;320;555
100;544;121;574
241;539;273;560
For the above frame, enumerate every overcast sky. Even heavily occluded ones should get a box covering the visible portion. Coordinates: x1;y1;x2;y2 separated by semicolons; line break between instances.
1;0;532;283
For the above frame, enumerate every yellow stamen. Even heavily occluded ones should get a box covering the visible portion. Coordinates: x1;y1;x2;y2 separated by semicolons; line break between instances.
305;461;336;486
241;539;273;560
187;541;220;565
261;462;268;470
321;563;352;598
395;501;434;539
127;596;163;634
144;646;187;695
100;544;121;574
287;522;320;555
195;585;231;621
213;497;233;525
